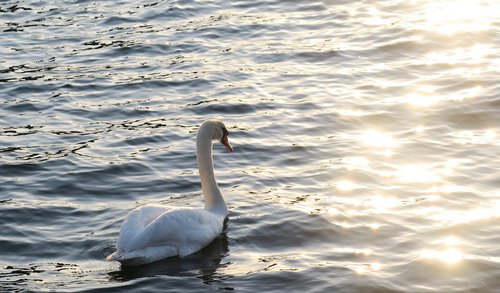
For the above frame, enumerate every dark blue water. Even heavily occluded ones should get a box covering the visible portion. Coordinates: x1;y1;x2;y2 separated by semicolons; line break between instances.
1;0;500;292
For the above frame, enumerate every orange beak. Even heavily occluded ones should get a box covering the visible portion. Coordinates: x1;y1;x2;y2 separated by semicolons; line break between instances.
220;135;233;152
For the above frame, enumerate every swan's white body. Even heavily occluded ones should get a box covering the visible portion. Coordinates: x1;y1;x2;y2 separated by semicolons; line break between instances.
107;121;232;266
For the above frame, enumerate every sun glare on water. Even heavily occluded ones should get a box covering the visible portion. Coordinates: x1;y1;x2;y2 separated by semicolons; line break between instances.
420;248;463;264
421;0;497;35
393;164;444;183
360;131;397;148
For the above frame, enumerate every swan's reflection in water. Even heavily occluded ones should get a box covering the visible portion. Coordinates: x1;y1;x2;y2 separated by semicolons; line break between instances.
108;232;229;283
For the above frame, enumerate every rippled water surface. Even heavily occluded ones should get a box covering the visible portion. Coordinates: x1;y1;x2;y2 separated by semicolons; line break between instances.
1;0;500;292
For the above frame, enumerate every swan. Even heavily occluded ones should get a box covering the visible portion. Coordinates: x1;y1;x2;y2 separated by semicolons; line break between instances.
107;120;233;266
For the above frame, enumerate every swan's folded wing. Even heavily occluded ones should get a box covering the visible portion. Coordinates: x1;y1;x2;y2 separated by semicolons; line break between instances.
117;205;168;251
123;209;223;256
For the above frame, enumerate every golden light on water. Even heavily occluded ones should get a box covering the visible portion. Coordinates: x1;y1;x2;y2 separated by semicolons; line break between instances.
415;125;425;133
252;0;494;284
407;85;437;107
442;248;463;264
360;131;397;148
371;262;381;270
382;149;394;157
407;85;483;108
345;157;370;171
337;180;355;191
454;86;483;100
419;235;464;264
334;108;369;117
420;248;463;264
428;205;500;224
422;0;494;35
392;164;444;183
452;129;498;145
354;262;383;275
425;45;493;65
431;185;465;194
485;130;496;140
370;196;399;211
407;93;437;107
443;236;458;246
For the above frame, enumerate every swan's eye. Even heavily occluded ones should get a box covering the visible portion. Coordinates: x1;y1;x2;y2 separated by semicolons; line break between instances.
222;128;229;137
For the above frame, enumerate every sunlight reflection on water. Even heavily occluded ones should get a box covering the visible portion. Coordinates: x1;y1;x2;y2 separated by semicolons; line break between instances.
420;248;463;264
392;164;446;183
360;131;398;148
421;0;496;35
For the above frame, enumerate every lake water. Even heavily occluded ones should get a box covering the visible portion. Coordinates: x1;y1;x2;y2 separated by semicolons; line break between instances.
1;0;499;292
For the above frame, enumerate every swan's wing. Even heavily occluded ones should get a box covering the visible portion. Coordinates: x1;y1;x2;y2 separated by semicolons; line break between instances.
123;209;223;257
116;205;169;252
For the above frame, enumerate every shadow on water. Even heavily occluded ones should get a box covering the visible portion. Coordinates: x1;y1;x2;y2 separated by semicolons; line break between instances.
108;232;230;283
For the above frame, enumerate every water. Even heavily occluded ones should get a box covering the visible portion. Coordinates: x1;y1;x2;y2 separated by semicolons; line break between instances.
1;0;499;292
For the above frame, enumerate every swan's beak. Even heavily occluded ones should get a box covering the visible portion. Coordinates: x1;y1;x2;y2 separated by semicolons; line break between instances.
220;135;233;152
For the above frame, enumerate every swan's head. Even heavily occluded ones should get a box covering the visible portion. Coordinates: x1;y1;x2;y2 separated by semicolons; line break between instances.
201;120;233;152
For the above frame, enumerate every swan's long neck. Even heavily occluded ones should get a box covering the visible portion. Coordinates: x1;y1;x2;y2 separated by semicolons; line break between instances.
196;126;228;217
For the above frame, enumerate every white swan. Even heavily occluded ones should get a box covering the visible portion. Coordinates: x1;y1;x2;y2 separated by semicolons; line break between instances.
107;120;233;266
